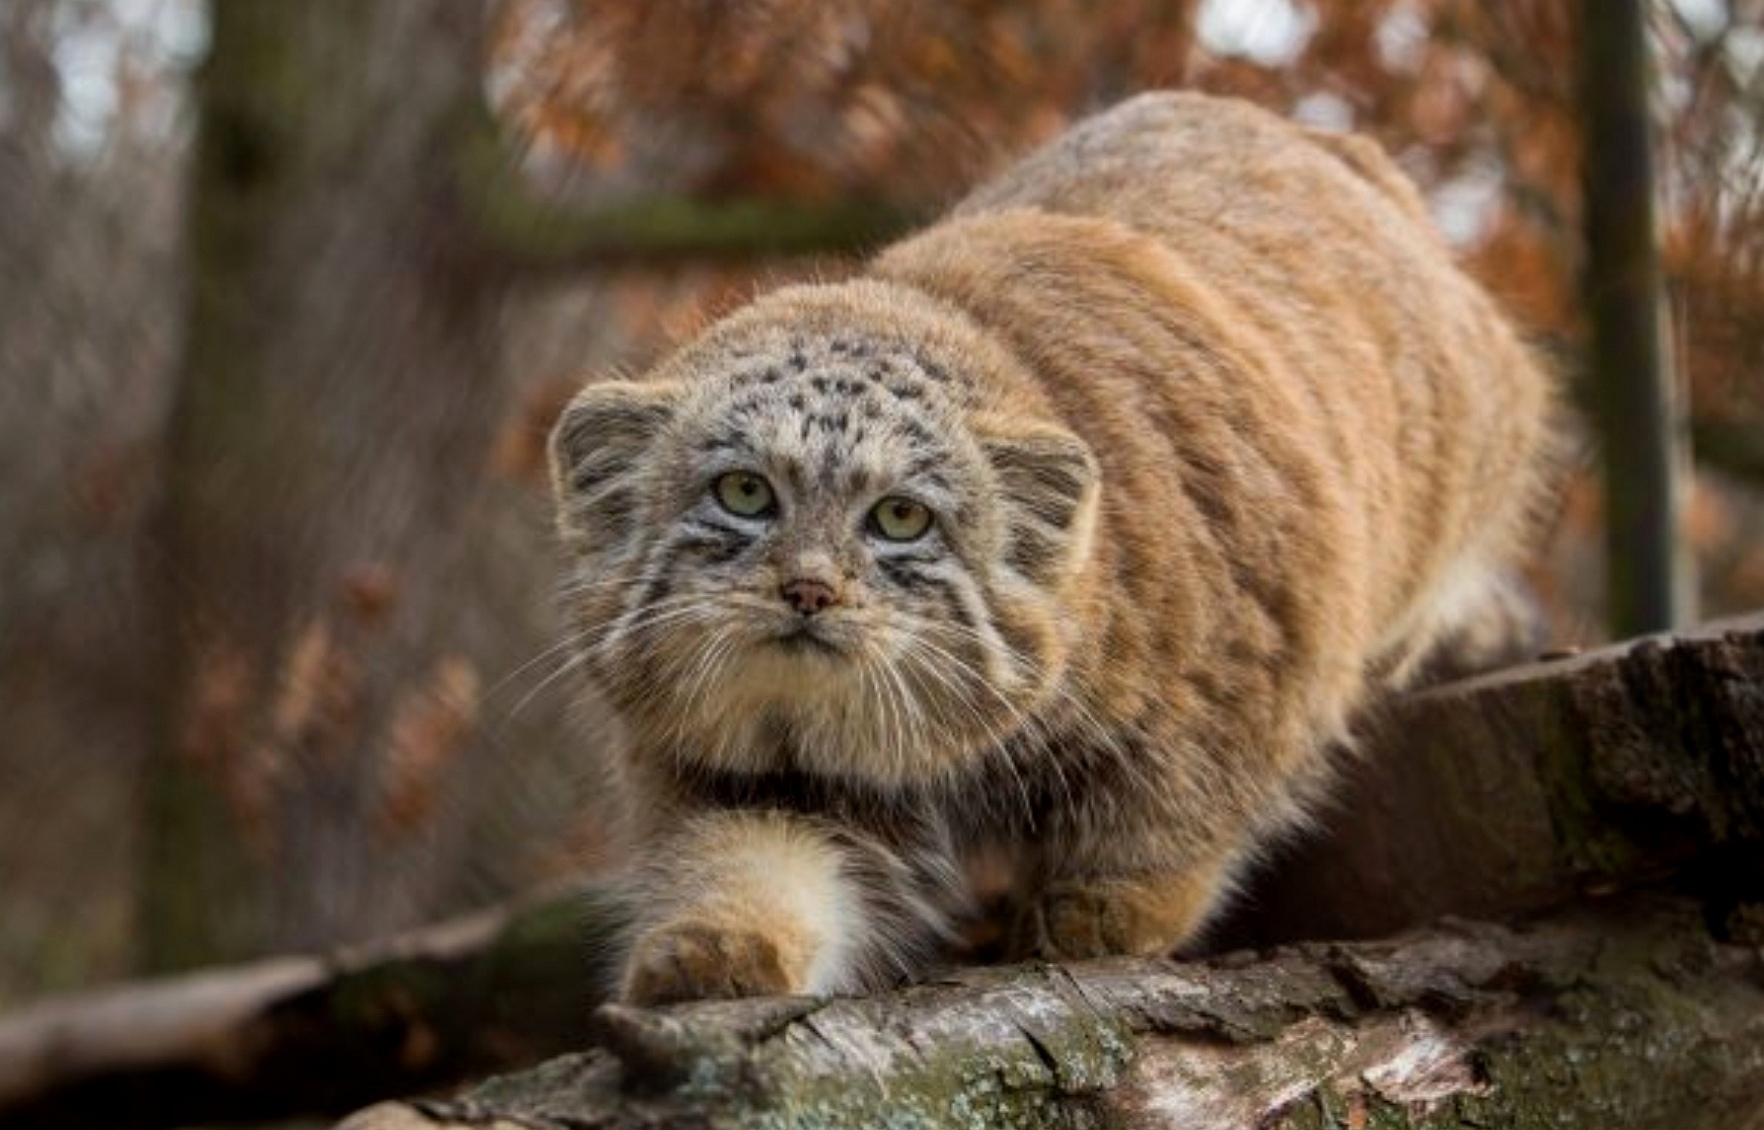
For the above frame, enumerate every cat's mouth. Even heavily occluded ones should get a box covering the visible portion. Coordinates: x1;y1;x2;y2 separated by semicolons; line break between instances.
771;623;846;657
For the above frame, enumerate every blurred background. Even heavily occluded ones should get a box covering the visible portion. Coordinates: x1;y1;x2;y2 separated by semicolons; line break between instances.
2;0;1763;1010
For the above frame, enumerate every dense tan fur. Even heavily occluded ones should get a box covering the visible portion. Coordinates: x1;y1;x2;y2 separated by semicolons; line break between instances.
549;92;1554;1004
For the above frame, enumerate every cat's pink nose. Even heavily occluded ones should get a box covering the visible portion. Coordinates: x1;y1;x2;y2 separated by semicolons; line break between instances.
781;577;839;616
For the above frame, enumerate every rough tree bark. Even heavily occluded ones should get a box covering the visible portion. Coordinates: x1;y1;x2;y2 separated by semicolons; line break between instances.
341;893;1764;1130
1223;613;1764;946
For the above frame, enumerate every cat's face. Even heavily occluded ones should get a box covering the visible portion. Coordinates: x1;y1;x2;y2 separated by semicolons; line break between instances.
551;282;1099;787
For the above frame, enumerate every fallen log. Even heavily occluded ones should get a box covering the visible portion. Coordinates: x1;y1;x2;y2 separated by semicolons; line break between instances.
0;888;621;1130
2;616;1761;1128
1220;612;1764;946
341;892;1764;1130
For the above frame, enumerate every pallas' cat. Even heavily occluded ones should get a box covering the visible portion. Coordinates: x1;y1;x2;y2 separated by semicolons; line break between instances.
549;91;1554;1004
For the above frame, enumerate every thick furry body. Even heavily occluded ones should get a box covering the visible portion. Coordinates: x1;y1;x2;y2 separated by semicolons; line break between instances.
550;92;1554;1003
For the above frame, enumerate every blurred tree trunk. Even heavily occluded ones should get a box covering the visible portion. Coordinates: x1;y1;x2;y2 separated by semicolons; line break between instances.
145;0;526;970
0;0;190;1001
1579;0;1696;636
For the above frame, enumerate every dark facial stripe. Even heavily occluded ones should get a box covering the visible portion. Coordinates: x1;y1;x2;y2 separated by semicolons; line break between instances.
877;549;940;566
624;567;674;626
676;518;752;565
877;557;935;592
678;535;747;565
931;575;983;644
578;485;638;534
1005;523;1062;583
685;514;749;538
891;570;993;694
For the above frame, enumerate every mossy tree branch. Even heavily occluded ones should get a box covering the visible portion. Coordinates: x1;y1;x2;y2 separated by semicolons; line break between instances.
343;894;1764;1130
465;176;921;268
451;103;922;269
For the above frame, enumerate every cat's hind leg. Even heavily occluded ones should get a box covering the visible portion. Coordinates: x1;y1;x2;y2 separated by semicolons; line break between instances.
1400;563;1548;687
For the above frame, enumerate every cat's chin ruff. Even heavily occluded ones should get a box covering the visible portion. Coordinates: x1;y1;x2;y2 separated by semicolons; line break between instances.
615;624;1060;792
631;694;1003;794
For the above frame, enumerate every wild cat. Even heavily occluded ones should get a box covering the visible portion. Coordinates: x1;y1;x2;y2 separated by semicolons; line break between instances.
549;91;1553;1004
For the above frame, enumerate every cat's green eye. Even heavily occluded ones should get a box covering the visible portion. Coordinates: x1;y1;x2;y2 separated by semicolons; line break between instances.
869;496;933;541
713;471;776;518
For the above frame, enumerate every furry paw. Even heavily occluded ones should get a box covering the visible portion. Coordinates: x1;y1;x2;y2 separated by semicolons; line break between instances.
1015;876;1215;960
620;921;798;1005
1017;884;1138;960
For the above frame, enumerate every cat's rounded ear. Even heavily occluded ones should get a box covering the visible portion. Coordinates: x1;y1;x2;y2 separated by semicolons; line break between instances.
977;420;1101;586
550;380;683;541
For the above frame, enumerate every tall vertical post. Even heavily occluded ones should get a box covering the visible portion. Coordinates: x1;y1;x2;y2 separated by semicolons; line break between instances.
1579;0;1696;635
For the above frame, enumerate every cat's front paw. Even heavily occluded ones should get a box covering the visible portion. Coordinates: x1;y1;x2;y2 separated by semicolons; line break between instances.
1015;875;1216;960
1017;884;1138;960
620;921;799;1006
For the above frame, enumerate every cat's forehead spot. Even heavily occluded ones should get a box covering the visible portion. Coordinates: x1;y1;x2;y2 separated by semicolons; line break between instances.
687;334;965;499
723;332;959;397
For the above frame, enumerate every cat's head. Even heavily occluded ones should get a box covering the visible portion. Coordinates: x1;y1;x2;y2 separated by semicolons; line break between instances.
550;280;1100;788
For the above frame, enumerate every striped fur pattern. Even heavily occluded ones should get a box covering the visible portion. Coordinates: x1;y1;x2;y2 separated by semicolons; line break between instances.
550;92;1556;1004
